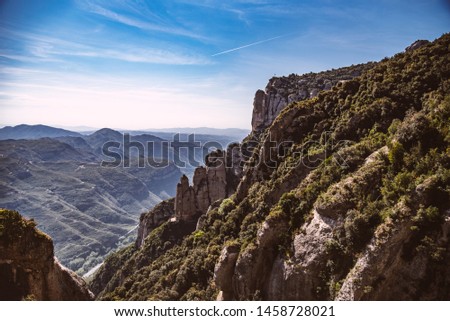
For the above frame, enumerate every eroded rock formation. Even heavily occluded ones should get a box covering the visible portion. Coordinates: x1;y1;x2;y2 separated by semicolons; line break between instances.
175;175;197;221
175;147;243;222
136;198;175;248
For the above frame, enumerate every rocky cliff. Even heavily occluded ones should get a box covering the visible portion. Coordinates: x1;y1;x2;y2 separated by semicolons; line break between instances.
175;148;243;222
135;198;175;248
0;209;93;300
135;146;244;241
92;34;450;300
251;63;375;132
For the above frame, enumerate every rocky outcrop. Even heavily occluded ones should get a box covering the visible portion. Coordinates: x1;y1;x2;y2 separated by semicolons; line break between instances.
232;217;289;300
251;63;375;132
405;39;430;52
232;149;387;300
193;167;211;214
336;198;450;300
175;175;197;221
136;198;175;248
204;150;228;203
214;244;240;300
175;147;243;222
134;146;243;251
192;150;227;215
0;209;93;300
266;210;339;300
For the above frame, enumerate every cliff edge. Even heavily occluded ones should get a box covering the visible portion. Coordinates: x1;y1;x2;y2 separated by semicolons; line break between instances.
0;209;93;300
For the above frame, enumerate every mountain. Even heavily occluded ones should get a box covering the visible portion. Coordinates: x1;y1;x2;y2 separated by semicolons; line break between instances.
0;124;82;140
0;134;182;275
0;209;93;300
0;138;98;162
91;34;450;300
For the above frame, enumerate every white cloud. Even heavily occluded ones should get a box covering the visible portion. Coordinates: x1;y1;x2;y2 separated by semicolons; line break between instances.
78;0;209;41
0;27;211;66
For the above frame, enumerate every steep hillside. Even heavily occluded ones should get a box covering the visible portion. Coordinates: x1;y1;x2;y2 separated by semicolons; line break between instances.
0;209;93;300
92;34;450;300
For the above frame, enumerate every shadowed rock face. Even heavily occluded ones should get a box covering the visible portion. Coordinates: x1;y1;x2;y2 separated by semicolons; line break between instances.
0;209;93;300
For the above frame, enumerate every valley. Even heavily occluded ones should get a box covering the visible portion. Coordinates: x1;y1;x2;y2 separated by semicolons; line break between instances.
0;126;242;274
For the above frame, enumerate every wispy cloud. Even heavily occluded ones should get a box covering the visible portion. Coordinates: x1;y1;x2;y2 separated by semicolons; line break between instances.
78;0;208;41
0;27;210;65
53;47;210;65
211;35;285;56
175;0;252;25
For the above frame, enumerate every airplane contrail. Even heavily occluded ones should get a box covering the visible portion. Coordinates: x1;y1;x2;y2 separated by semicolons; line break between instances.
211;35;285;57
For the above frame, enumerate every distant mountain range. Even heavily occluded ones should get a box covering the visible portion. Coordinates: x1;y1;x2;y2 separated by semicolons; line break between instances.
0;124;82;140
0;124;250;141
0;124;246;179
137;127;250;141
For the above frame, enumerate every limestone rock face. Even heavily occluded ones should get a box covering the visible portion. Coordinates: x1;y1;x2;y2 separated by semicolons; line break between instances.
251;63;375;132
266;210;341;300
336;206;450;300
214;244;240;300
175;147;244;223
405;39;430;52
251;90;267;133
136;198;175;248
265;154;387;300
193;167;210;214
175;175;197;221
205;150;228;205
0;210;93;300
232;217;288;300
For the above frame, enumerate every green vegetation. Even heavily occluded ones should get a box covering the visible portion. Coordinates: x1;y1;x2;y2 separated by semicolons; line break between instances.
93;34;450;300
0;209;51;244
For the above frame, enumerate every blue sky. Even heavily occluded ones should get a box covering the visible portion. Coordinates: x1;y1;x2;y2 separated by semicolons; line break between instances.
1;0;449;130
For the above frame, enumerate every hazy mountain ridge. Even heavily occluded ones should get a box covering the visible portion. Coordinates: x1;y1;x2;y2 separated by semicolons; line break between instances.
0;124;82;140
138;128;249;141
92;35;450;300
0;124;249;143
1;125;245;178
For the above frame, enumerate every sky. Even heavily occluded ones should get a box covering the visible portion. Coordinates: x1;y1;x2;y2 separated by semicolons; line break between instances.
0;0;449;130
